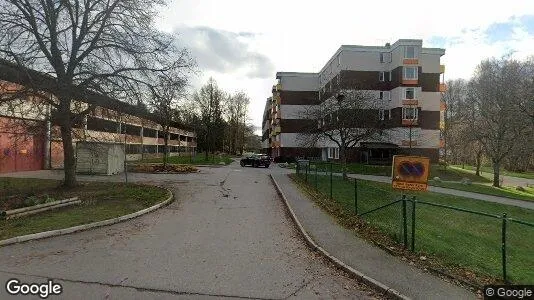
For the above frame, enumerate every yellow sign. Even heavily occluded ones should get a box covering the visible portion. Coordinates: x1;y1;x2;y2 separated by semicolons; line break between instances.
392;155;430;191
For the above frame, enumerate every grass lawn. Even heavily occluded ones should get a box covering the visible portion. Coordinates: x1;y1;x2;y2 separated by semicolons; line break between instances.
0;178;169;240
304;162;490;183
141;154;233;165
452;165;534;180
291;173;534;284
430;181;534;202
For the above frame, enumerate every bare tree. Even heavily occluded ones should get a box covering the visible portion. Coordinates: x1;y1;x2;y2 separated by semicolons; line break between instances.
298;89;385;179
192;78;225;160
468;57;532;187
149;76;186;168
224;91;250;155
0;0;193;187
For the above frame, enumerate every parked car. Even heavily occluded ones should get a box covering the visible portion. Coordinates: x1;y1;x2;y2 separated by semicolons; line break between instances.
240;154;270;168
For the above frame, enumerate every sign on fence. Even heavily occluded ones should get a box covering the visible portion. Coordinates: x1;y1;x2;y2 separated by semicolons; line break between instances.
392;155;430;191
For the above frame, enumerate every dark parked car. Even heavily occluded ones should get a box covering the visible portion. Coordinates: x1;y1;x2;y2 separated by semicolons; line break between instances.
240;154;270;168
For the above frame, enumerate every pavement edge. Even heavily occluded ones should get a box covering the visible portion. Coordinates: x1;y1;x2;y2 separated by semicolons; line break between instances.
270;174;410;300
0;188;174;247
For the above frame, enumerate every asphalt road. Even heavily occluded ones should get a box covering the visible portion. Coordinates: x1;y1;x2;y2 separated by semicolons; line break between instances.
0;163;378;299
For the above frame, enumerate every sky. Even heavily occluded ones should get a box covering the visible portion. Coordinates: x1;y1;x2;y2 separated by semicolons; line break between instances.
154;0;534;134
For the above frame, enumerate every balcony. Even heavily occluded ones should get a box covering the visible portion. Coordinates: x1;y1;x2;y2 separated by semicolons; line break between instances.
273;126;281;134
403;58;419;65
402;99;419;106
440;65;445;73
438;83;447;92
401;140;418;147
276;83;282;91
402;119;418;126
402;79;418;85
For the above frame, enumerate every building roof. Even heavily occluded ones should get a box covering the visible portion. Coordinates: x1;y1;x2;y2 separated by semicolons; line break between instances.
0;59;193;132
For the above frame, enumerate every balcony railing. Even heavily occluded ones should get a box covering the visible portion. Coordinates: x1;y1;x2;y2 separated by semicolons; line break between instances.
403;58;419;65
402;79;418;85
401;140;418;147
440;65;445;73
402;119;418;126
402;99;419;106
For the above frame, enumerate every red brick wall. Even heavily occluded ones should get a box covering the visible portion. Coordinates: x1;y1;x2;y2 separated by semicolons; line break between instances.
0;117;45;173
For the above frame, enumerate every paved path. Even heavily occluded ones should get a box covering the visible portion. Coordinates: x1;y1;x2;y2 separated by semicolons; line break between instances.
344;174;534;210
448;167;534;187
271;174;475;300
0;164;377;299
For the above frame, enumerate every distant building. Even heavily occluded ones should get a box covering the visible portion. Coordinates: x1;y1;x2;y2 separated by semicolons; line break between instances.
262;39;446;163
0;75;196;173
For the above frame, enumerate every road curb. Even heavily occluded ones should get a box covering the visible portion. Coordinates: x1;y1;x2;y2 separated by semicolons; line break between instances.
0;188;174;247
270;174;410;300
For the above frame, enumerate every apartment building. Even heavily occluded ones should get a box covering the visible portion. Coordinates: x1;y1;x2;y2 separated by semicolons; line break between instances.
0;79;196;173
262;39;446;163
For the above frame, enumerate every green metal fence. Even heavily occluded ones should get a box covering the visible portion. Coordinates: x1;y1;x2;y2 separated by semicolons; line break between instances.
295;161;534;284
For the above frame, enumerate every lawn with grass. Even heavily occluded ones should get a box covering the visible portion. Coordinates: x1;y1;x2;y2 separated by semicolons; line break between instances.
304;162;489;183
430;181;534;202
452;165;534;180
0;178;169;240
141;154;233;165
292;172;534;284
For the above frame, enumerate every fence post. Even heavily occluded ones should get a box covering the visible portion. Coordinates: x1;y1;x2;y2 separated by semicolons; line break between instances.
502;213;507;283
330;162;333;200
411;196;416;251
315;163;318;189
354;178;358;214
402;195;408;248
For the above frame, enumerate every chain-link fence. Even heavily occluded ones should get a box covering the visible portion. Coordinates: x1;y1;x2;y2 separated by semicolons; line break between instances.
295;161;534;284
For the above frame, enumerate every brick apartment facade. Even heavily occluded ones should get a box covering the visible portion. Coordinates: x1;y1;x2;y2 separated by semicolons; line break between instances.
0;79;197;173
262;39;446;163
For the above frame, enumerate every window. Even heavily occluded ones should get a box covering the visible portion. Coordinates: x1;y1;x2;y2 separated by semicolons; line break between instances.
379;91;390;101
379;52;391;63
388;71;392;81
403;67;418;79
405;46;416;59
379;71;385;82
379;109;385;120
328;147;340;159
402;107;418;120
405;87;415;99
389;109;392;119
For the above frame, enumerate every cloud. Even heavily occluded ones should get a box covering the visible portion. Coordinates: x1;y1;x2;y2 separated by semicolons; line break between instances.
485;22;516;42
174;26;275;79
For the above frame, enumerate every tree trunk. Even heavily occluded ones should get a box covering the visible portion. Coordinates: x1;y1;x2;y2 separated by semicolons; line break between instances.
341;147;348;180
475;150;482;176
163;129;169;168
493;161;501;187
60;121;77;188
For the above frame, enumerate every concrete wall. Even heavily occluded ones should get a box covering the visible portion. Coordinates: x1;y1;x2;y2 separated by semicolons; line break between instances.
280;105;314;119
279;74;318;91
